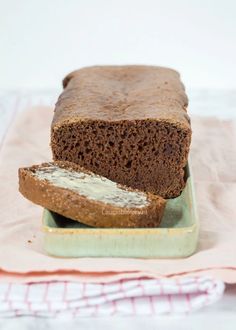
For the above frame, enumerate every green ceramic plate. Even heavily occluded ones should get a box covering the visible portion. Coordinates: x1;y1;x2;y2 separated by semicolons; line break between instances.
42;165;199;258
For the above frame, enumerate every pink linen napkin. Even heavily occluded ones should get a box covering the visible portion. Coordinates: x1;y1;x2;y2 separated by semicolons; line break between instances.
0;100;236;283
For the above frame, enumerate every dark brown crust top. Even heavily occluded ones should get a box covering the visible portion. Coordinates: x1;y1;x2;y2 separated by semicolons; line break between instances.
18;161;166;228
52;65;190;127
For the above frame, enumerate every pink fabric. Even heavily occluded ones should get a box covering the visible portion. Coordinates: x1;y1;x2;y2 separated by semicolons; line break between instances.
0;106;236;283
0;277;225;317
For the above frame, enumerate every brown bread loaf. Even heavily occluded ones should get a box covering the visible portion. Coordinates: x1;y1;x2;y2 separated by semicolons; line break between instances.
51;65;191;198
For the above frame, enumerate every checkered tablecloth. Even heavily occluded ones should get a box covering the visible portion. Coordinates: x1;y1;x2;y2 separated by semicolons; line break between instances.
0;277;224;317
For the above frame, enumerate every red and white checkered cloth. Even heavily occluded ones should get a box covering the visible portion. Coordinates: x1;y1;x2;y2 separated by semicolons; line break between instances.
0;91;225;317
0;277;225;317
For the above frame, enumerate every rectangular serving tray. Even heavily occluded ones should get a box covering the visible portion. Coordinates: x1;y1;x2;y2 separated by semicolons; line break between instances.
42;165;199;258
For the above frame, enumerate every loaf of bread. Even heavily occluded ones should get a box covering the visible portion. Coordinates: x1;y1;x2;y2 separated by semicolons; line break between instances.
51;66;191;198
18;161;166;228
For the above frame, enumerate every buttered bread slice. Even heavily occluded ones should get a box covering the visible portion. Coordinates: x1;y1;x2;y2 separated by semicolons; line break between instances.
18;161;166;228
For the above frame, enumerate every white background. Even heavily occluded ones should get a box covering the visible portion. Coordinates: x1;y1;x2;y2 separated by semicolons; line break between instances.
1;0;236;90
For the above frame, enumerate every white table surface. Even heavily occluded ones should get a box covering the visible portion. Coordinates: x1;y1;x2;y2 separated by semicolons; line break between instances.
0;89;235;329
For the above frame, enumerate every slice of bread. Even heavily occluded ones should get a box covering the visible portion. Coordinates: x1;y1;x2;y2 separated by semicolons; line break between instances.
18;161;166;228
